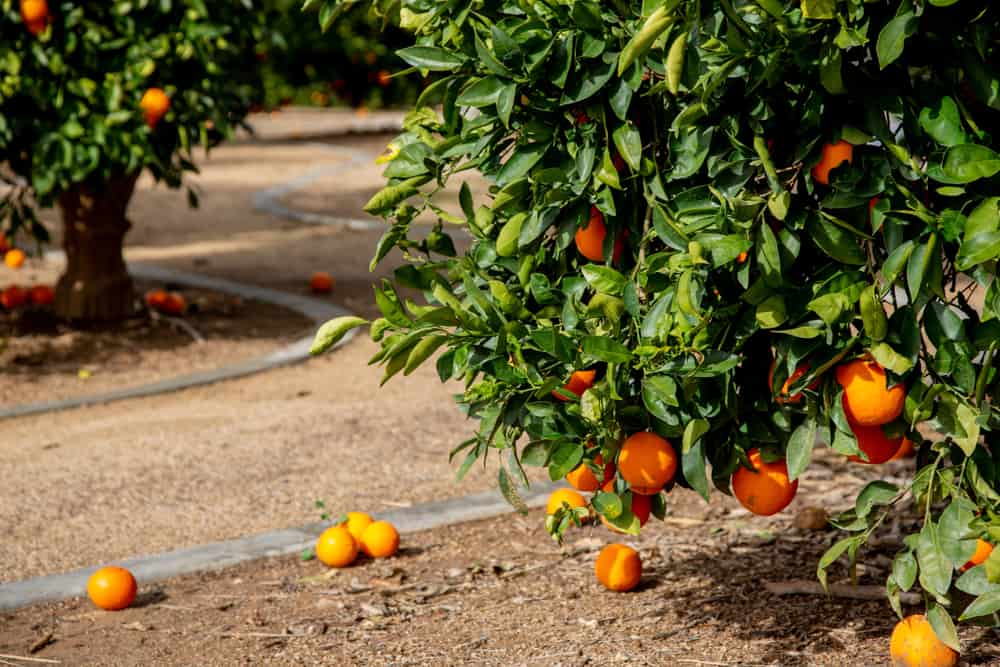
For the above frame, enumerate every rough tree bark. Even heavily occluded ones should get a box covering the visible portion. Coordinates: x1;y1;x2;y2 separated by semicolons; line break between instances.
55;173;139;322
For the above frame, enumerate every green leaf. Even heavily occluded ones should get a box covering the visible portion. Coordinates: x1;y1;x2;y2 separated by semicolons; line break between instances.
404;335;447;375
876;13;917;70
808;293;850;328
582;336;632;364
498;466;528;514
919;97;966;147
893;551;918;592
456;77;505;107
396;46;465;71
860;285;888;342
786;418;816;482
855;481;898;518
682;439;710;502
808;215;866;265
907;235;938;302
612;122;642;172
548;441;584;481
642;375;679;422
682;419;709;455
593;491;623;519
942;145;1000;184
917;521;953;599
496;143;548;187
960;591;1000;621
817;536;857;591
582;265;627;296
801;0;835;20
926;604;961;653
756;295;787;329
868;342;914;374
618;6;674;75
310;316;367;356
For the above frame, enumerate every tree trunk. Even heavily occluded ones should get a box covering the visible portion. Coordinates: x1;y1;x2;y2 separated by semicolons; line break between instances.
55;173;139;322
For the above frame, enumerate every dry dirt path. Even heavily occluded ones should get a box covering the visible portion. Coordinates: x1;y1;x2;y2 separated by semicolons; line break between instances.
0;111;518;582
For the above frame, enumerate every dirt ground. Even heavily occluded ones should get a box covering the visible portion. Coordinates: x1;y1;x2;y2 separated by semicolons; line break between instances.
4;465;1000;667
1;278;314;406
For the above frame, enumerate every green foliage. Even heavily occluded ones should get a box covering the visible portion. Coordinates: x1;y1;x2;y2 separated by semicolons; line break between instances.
312;0;1000;635
0;1;265;241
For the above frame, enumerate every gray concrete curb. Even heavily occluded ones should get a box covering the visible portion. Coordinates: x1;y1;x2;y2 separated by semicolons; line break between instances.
0;257;356;421
0;481;562;611
252;142;384;230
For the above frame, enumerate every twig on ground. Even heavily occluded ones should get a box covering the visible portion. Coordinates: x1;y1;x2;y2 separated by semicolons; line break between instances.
0;656;60;664
27;633;54;655
764;580;921;605
152;313;205;344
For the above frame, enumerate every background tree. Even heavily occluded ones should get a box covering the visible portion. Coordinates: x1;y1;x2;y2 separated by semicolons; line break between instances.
312;0;1000;651
0;1;264;321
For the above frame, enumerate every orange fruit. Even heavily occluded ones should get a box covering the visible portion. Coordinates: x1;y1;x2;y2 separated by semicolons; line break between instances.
5;248;26;269
576;207;624;263
731;449;798;516
360;520;399;558
546;488;587;515
552;369;597;401
595;544;642;592
566;454;615;492
890;437;916;461
599;480;651;532
811;140;853;185
847;420;903;464
315;525;358;568
341;512;374;542
961;539;993;572
736;251;748;263
376;70;392;87
28;284;54;306
140;88;171;128
836;359;906;426
20;0;48;34
1;285;27;310
618;432;677;495
0;233;8;253
768;360;818;405
310;271;334;294
145;289;169;311
889;614;959;667
160;293;187;316
87;566;137;611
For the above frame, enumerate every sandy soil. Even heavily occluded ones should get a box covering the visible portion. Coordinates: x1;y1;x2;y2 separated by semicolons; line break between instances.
4;467;999;666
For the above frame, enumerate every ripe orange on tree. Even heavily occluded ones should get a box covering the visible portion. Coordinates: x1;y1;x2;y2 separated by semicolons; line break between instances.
847;421;903;465
4;248;25;269
342;511;374;543
546;488;587;515
811;139;853;185
575;206;623;263
87;566;137;611
732;449;798;516
566;453;615;492
599;480;651;532
310;271;335;294
20;0;48;35
28;284;54;306
552;369;596;401
360;520;399;558
961;539;993;572
768;360;818;405
595;544;642;592
890;437;916;461
836;358;906;426
736;251;748;263
140;88;171;129
1;285;27;310
889;614;959;667
315;525;358;568
618;431;677;495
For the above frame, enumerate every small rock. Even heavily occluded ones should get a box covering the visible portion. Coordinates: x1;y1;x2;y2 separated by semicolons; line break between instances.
795;506;829;531
444;567;466;581
360;602;390;618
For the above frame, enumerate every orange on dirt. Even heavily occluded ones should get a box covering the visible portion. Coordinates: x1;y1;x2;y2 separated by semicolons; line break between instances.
160;292;187;316
961;539;993;572
599;480;651;532
1;285;27;310
575;207;624;263
552;369;597;402
847;421;903;465
566;454;615;492
595;544;642;592
546;488;587;515
87;566;137;611
315;525;359;568
811;140;853;185
310;271;335;294
140;88;171;128
836;358;906;426
28;284;54;306
890;437;916;462
768;360;817;405
360;520;399;558
618;432;677;495
731;449;798;516
145;289;169;311
341;511;374;543
4;248;26;269
889;614;959;667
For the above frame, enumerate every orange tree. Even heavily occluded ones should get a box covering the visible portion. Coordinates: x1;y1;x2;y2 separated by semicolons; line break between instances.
0;2;263;321
311;0;1000;647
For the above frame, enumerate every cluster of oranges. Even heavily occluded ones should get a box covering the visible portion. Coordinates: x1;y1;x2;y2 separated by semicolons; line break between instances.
1;235;54;311
144;289;187;316
315;512;399;569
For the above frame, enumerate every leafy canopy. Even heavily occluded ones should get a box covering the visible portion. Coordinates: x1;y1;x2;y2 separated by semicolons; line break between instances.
312;0;1000;638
